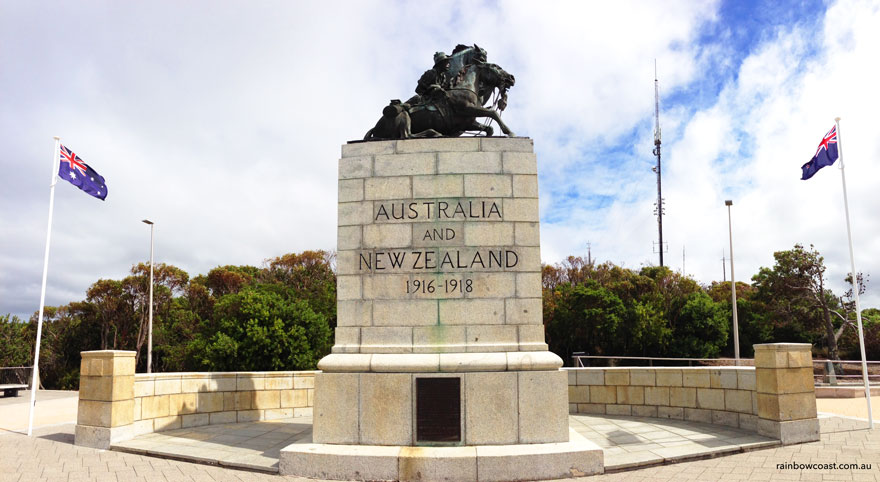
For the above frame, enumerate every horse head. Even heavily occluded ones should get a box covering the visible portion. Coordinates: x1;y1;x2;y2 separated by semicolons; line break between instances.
473;62;515;106
487;63;515;90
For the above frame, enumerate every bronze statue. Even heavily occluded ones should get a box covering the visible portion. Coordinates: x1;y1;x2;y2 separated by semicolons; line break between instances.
406;52;451;106
364;44;515;140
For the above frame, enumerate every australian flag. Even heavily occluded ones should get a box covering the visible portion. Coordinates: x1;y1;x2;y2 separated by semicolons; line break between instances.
801;125;838;180
58;145;107;200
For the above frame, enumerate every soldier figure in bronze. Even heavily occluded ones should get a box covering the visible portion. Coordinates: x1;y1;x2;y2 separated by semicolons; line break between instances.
406;52;451;106
364;44;515;140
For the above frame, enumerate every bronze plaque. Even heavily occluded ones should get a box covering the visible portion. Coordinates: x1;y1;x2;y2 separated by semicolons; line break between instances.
416;377;461;443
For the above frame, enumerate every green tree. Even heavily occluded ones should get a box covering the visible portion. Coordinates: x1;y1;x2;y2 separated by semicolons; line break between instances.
597;265;671;357
261;250;337;328
197;285;331;371
2;250;336;387
124;263;189;370
669;292;729;358
863;308;880;325
708;281;771;358
837;307;880;360
543;260;734;362
22;304;99;389
752;244;843;358
830;272;870;356
545;281;625;364
204;265;260;297
85;279;131;350
153;296;202;372
0;315;31;380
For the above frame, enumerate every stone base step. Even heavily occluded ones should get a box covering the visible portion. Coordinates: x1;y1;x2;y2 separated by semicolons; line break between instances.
279;428;603;481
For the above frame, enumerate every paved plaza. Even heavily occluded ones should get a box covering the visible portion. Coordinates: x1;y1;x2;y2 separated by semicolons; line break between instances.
2;390;878;481
570;414;777;471
106;413;776;475
114;418;315;473
0;390;78;433
1;413;877;480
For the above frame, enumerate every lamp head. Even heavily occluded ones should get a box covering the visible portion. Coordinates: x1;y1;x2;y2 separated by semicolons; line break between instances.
142;219;154;225
724;200;733;206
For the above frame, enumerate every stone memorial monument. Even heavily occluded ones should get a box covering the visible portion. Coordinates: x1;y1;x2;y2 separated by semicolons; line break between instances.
280;45;602;481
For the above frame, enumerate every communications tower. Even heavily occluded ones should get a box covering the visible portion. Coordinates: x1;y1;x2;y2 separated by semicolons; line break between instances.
652;61;666;266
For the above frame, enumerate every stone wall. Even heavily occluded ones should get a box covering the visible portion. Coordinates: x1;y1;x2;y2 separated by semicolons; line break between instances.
75;350;317;449
565;344;821;444
565;367;760;431
131;371;316;436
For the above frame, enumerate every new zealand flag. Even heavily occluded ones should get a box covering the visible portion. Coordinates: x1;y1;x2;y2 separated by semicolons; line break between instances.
801;125;838;180
58;145;107;200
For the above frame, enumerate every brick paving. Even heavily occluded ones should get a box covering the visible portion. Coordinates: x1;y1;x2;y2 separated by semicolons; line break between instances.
114;418;314;473
1;416;878;481
588;416;879;481
571;413;777;470
0;424;310;482
109;414;776;474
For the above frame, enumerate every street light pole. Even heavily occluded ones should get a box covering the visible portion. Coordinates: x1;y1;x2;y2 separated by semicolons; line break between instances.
725;200;740;365
142;219;154;373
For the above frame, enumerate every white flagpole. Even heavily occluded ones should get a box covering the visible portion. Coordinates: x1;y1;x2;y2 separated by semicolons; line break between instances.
28;136;61;436
835;117;873;429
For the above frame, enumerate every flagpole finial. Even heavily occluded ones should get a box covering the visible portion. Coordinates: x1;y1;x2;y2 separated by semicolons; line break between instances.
53;136;60;140
835;117;841;122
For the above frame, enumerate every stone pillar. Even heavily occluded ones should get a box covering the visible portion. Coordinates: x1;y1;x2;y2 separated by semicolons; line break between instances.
75;350;136;449
754;343;820;444
282;137;603;480
315;137;568;446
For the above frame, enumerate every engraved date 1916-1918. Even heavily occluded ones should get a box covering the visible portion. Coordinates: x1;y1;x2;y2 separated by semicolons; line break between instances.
406;278;473;294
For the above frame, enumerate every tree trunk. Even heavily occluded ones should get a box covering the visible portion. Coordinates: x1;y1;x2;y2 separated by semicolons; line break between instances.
134;310;146;366
101;321;108;350
822;305;839;360
819;277;839;360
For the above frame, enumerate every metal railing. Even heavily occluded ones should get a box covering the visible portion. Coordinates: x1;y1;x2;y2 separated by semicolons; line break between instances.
570;354;753;368
813;359;880;385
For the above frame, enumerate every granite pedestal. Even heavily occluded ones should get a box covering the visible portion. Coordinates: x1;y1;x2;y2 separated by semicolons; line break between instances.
279;137;603;480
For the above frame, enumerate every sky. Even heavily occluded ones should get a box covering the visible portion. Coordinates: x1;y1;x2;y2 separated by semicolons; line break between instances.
2;0;879;319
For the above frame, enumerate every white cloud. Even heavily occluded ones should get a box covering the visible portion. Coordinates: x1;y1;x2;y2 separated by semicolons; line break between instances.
622;0;880;307
2;0;878;319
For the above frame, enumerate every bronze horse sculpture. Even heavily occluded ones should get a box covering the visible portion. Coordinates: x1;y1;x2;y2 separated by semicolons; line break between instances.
364;61;516;140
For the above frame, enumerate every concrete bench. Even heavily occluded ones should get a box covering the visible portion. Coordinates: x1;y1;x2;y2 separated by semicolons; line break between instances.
0;384;28;397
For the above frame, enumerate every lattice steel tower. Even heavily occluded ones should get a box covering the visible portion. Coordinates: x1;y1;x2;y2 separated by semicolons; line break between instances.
652;61;666;266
